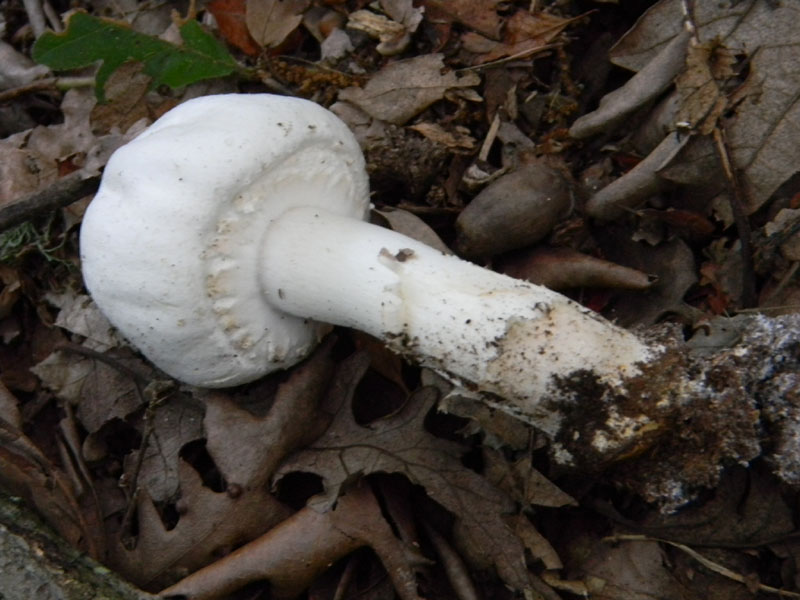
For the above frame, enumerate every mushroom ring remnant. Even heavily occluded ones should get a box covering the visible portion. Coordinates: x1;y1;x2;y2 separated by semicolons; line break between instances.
81;94;658;431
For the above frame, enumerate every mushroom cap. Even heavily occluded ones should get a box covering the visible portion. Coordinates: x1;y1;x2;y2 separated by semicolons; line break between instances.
80;94;370;387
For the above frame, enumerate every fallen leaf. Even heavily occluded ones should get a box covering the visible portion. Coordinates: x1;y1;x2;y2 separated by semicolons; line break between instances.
108;341;337;589
408;122;477;152
674;40;735;135
500;246;655;291
123;393;204;502
338;54;480;125
580;0;800;213
462;9;570;64
421;0;504;40
207;0;262;56
0;40;49;90
347;9;409;55
162;482;425;600
374;207;451;254
246;0;310;49
276;384;557;591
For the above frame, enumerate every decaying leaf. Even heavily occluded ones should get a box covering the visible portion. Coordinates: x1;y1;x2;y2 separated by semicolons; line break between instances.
338;54;480;125
0;40;49;90
408;122;477;152
246;0;310;49
107;341;337;589
421;0;504;40
577;0;800;213
207;0;262;56
0;381;102;557
500;246;655;291
162;482;425;600
123;394;204;503
462;9;571;65
276;383;560;591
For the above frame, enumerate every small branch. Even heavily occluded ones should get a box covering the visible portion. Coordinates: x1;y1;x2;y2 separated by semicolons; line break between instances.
606;534;800;598
713;126;756;307
0;75;94;103
23;0;47;37
0;172;100;233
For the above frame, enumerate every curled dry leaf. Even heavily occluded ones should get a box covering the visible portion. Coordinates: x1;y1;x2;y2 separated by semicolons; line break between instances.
576;0;800;214
500;246;655;291
276;383;560;592
162;482;425;600
0;382;102;557
454;161;571;258
338;54;480;125
461;9;571;65
585;131;688;220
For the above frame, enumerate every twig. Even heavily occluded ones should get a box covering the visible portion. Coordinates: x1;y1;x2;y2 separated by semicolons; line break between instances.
457;43;560;72
713;126;756;307
0;172;100;233
23;0;47;37
606;534;800;598
0;75;94;103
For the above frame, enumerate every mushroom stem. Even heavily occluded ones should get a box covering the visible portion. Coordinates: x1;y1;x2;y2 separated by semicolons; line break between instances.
261;207;659;431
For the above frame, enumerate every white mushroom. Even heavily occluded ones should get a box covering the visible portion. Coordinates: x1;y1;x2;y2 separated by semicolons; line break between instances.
80;94;659;429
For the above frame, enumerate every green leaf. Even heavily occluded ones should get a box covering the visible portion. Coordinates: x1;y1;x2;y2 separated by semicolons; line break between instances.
32;12;240;102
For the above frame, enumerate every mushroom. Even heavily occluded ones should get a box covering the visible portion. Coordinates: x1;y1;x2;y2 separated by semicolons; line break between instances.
81;94;659;429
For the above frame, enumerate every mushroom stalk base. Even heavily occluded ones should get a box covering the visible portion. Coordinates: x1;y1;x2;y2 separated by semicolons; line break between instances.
261;207;658;431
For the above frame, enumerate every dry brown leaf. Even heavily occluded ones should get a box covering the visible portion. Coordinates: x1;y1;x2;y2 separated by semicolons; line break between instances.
347;9;409;55
462;10;570;64
123;394;204;503
162;482;425;600
374;207;451;254
586;0;800;213
674;41;735;135
246;0;310;48
579;539;684;600
32;350;149;434
408;122;477;152
338;54;480;125
596;232;697;326
90;62;161;135
500;246;655;291
0;88;135;204
0;394;102;557
483;448;576;509
32;293;152;433
107;342;337;589
421;0;504;40
207;0;262;56
276;384;552;592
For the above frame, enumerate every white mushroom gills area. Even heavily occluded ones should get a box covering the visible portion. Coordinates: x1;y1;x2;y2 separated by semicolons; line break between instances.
261;206;657;431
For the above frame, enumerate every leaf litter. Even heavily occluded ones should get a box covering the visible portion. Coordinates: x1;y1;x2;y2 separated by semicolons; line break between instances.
3;0;800;599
